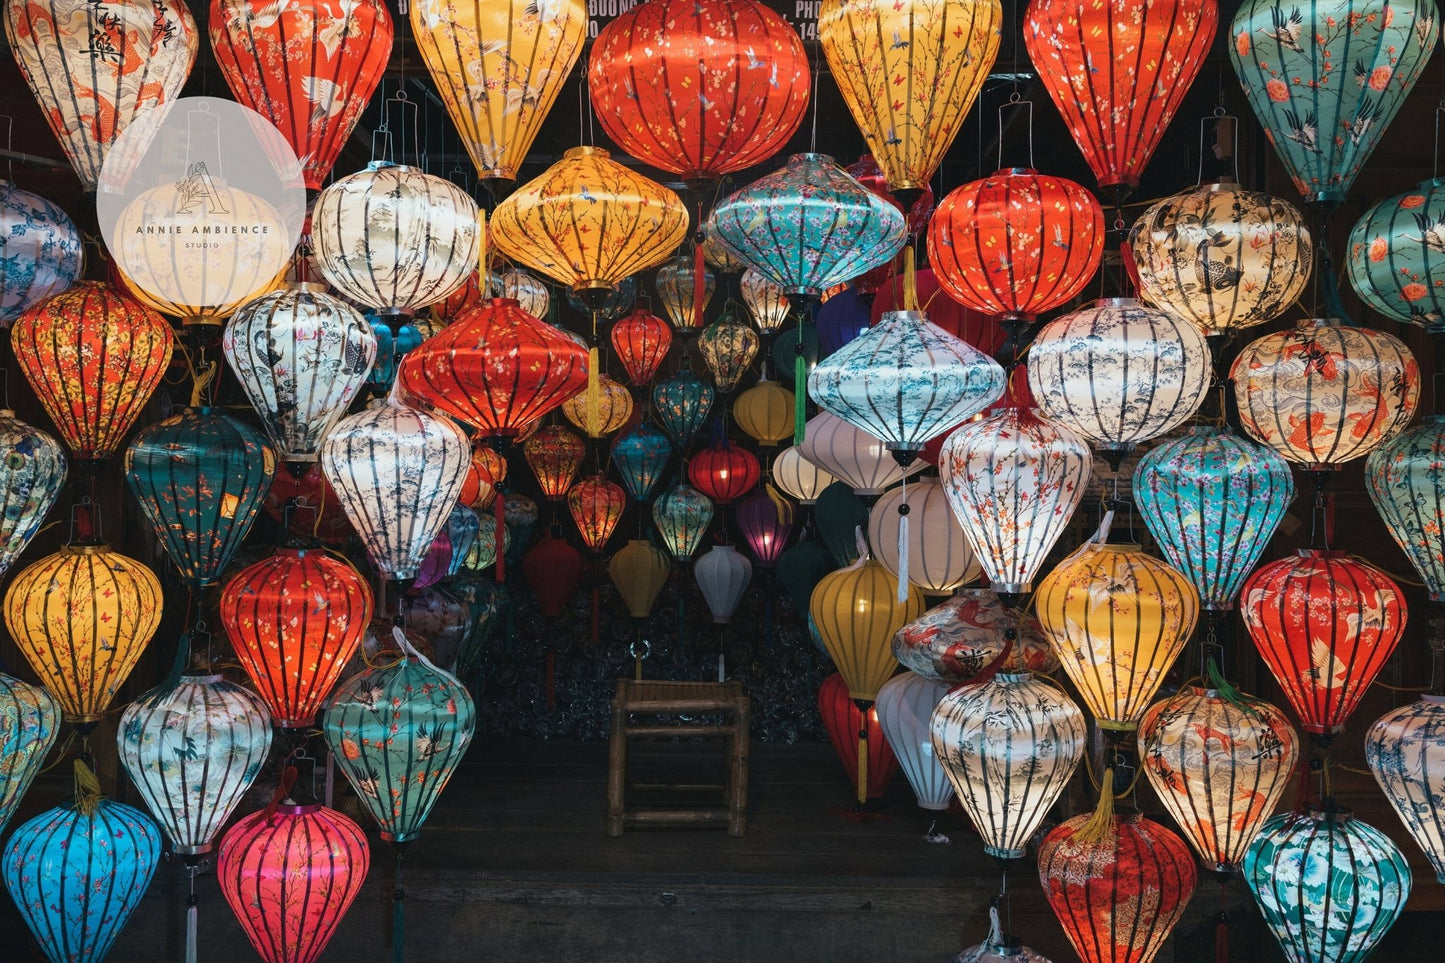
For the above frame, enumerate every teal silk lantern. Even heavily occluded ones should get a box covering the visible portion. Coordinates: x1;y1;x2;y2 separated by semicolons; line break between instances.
652;484;715;561
1367;415;1445;599
613;423;673;502
1134;427;1294;610
124;408;277;590
653;369;715;450
1348;178;1445;332
0;409;66;579
0;181;80;326
1229;0;1437;207
445;505;481;579
365;316;427;391
709;153;906;300
0;673;59;835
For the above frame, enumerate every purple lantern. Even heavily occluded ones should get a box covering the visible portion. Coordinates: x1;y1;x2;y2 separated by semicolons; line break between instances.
816;286;872;357
736;487;795;567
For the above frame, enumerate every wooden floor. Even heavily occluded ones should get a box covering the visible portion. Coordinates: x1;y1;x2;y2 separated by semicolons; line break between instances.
3;737;1444;962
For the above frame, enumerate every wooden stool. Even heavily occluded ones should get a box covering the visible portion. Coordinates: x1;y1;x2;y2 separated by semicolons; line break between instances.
606;679;750;837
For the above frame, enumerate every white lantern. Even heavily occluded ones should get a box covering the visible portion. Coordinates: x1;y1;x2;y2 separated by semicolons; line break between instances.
799;412;926;496
1367;695;1445;883
868;477;980;596
492;268;550;321
694;545;752;624
772;445;835;504
875;671;954;812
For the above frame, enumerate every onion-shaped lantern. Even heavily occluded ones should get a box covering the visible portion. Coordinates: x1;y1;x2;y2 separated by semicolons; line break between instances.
220;548;374;729
312;164;481;325
819;672;898;800
810;558;925;703
894;588;1056;684
653;369;715;449
772;445;834;504
734;380;795;447
223;285;377;463
698;318;760;393
869;476;980;597
263;463;353;544
1139;686;1299;873
1244;808;1411;963
1028;299;1212;456
710;153;906;300
928;169;1104;322
656;254;714;335
932;670;1086;857
1036;544;1199;731
740;268;790;333
609;540;671;618
1241;550;1405;738
320;402;471;582
1349;179;1445;331
560;374;633;439
1132;182;1312;335
118;675;273;856
11;281;174;467
688;435;761;505
0;411;65;579
613;423;672;503
524;532;584;618
1230;0;1435;207
875;671;954;811
736;486;794;567
0;674;59;834
938;408;1092;594
524;425;586;502
1025;0;1217;195
491;267;551;322
218;804;369;963
799;412;926;496
611;309;673;388
1134;427;1294;610
652;484;715;561
695;544;751;624
0;181;80;325
1367;417;1445;599
124;408;276;590
568;475;626;553
1367;695;1445;883
1232;319;1420;469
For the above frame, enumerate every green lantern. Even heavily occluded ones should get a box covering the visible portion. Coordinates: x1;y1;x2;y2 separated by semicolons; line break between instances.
1349;178;1445;332
652;369;714;450
651;484;715;561
776;538;835;616
815;481;868;568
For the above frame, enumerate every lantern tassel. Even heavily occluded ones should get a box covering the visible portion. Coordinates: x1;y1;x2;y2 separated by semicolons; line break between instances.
1215;911;1229;963
494;490;506;583
1074;767;1115;844
896;514;909;603
185;871;198;963
73;759;103;817
586;337;601;432
856;717;869;805
692;241;706;331
902;244;919;313
793;327;807;446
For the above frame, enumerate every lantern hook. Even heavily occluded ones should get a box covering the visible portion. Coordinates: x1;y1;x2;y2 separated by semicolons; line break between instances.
996;95;1034;171
1198;111;1238;186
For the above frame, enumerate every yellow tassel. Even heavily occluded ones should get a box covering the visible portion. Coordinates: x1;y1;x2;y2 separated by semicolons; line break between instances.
586;346;600;432
902;244;919;313
74;759;104;817
190;361;217;408
856;722;869;805
1073;768;1116;845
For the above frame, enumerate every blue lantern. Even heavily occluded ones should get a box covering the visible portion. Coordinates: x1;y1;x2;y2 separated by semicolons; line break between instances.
1367;415;1445;599
0;409;66;579
566;274;637;322
365;315;428;391
612;423;672;502
652;484;715;561
0;673;59;835
1349;178;1445;332
445;504;482;578
653;369;714;450
3;762;160;963
1134;427;1294;610
816;286;871;356
0;181;81;326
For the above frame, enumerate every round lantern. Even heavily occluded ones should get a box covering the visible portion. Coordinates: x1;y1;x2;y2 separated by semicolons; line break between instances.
320;401;471;582
698;318;760;393
0;181;80;325
3;0;196;190
0;410;65;579
220;548;374;728
734;380;795;447
1025;0;1217;194
11;281;174;467
710;153;906;300
1233;319;1421;469
364;315;427;391
218;803;369;963
611;309;673;388
609;540;672;619
1368;416;1445;599
613;423;673;502
1131;181;1312;335
491;268;551;322
688;436;761;505
1139;686;1300;873
653;370;715;449
771;320;820;388
124;408;277;590
1241;550;1405;738
524;425;586;502
819;672;899;800
1367;695;1445;883
928;169;1104;321
569;475;626;554
810;558;925;702
932;671;1086;857
524;532;584;618
740;268;791;334
652;485;715;562
815;481;869;567
263;463;354;544
894;588;1056;684
0;673;59;835
772;445;835;504
695;544;752;624
1028;299;1212;455
736;486;794;567
5;542;161;723
1244;808;1411;963
1134;427;1294;610
869;476;981;597
1036;544;1199;730
655;254;714;335
118;675;273;855
1230;0;1435;207
937;407;1092;594
3;765;160;963
875;671;954;811
820;0;1001;192
223;285;377;464
1350;179;1445;331
799;412;927;496
312;164;480;324
561;374;634;439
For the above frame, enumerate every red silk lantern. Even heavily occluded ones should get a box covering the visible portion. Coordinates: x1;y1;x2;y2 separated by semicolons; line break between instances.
524;532;584;618
397;298;589;440
1241;550;1406;738
846;154;934;235
220;549;374;729
870;266;1006;357
819;672;897;801
568;474;626;554
218;803;369;963
209;0;393;193
262;464;354;544
588;0;809;182
687;435;761;505
435;270;485;324
611;308;673;388
1024;0;1218;195
523;425;585;502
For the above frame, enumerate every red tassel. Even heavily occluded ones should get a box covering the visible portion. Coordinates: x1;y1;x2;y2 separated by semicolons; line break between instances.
692;241;706;330
494;490;506;583
1215;914;1229;963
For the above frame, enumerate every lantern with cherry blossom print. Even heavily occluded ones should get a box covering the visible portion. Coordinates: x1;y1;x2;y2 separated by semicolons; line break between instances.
611;309;673;388
1367;695;1445;884
524;425;586;502
688;435;761;505
655;254;714;336
652;485;715;562
613;423;672;503
568;475;626;554
736;486;794;567
653;369;715;450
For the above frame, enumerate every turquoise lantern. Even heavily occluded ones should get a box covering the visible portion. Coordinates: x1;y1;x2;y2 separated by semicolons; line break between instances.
772;322;819;388
365;315;428;391
1229;0;1437;208
653;369;714;450
652;484;715;561
0;181;81;326
445;505;482;578
1349;178;1445;332
1367;415;1445;599
0;409;66;579
123;408;277;590
449;574;509;682
3;762;160;963
1134;427;1294;610
613;423;673;502
0;673;59;835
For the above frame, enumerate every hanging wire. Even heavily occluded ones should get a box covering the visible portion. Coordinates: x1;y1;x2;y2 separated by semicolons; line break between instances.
998;94;1033;170
808;55;822;153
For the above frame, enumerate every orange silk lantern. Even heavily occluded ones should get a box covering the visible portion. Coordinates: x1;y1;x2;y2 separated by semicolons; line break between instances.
568;474;626;554
523;425;585;502
611;309;673;388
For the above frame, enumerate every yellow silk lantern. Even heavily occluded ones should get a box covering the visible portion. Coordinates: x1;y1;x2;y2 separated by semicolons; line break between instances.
820;0;1003;193
4;543;162;723
608;540;672;619
560;374;633;439
409;0;587;183
1035;542;1199;731
734;379;796;447
810;558;925;703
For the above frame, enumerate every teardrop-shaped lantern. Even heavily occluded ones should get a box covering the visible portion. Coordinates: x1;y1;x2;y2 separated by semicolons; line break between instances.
220;548;374;728
799;411;927;496
0;410;65;579
933;670;1086;857
736;486;794;567
1367;695;1445;883
653;370;715;449
1241;550;1405;738
1232;319;1421;470
869;477;981;597
1349;178;1445;331
444;505;481;579
894;588;1056;684
875;671;954;812
1134;427;1294;610
1139;686;1299;873
561;374;634;439
524;424;586;502
524;532;584;618
118;675;273;856
688;435;761;505
0;674;59;834
810;558;925;702
734;380;795;448
320;402;471;582
1367;416;1445;599
698;318;760;393
1025;0;1217;195
740;268;791;333
656;254;715;336
568;474;626;554
695;544;752;624
609;539;672;618
819;672;898;800
1036;543;1199;731
773;445;835;504
613;424;673;502
611;309;673;388
652;485;715;561
0;181;80;325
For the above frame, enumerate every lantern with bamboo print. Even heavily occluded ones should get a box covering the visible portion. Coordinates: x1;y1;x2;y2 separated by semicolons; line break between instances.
1367;695;1445;884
